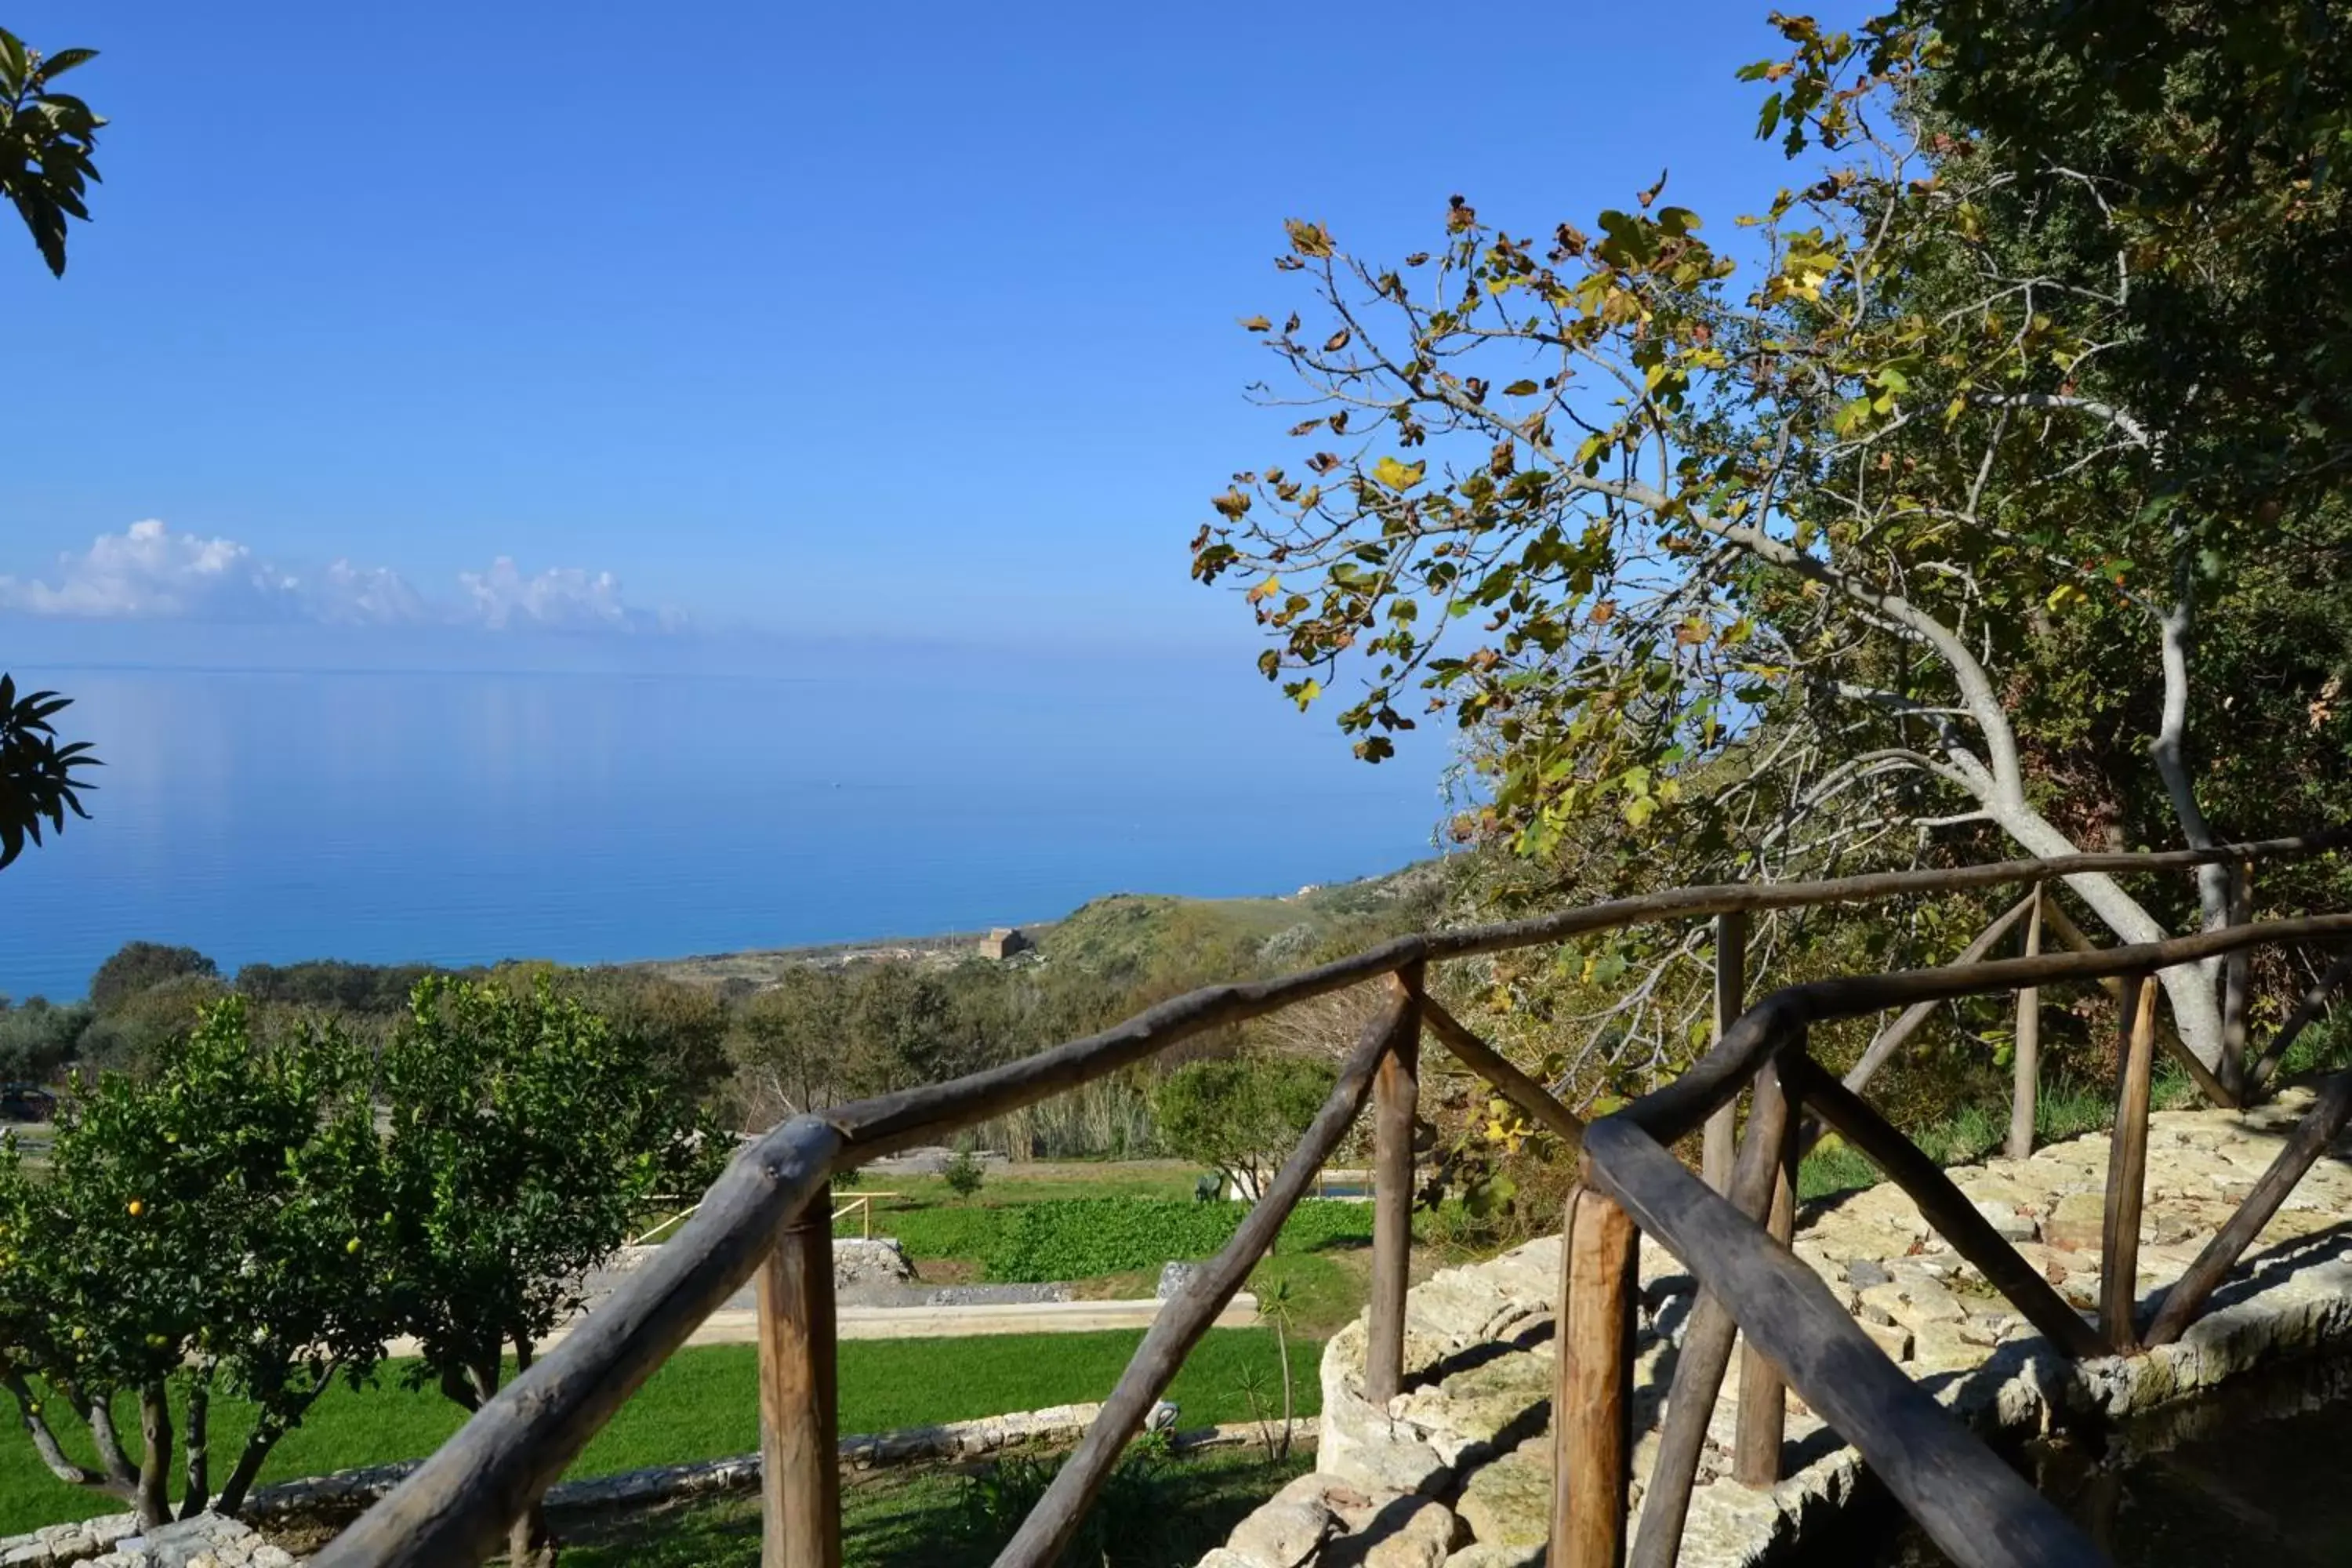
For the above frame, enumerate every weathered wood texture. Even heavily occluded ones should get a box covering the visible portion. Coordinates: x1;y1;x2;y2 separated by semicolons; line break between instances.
2145;1061;2352;1347
2009;892;2045;1160
1365;964;1425;1406
2249;949;2352;1092
1733;1057;1798;1488
1628;1032;1801;1568
989;989;1408;1568
2036;896;2238;1111
1584;1118;2108;1568
310;1116;845;1568
1783;1057;2107;1360
1552;1181;1639;1568
2100;976;2161;1351
757;1190;840;1568
1847;889;2041;1094
1420;998;1585;1152
2222;866;2253;1098
1625;910;2352;1148
1703;913;1747;1194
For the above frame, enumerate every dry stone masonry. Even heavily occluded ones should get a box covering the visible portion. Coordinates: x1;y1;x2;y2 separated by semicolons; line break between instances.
1200;1086;2352;1568
0;1515;293;1568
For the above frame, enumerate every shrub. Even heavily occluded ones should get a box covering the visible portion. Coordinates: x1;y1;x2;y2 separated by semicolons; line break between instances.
942;1149;986;1200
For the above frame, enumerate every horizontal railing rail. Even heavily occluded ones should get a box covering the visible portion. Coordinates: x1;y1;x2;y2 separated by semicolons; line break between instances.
309;830;2352;1568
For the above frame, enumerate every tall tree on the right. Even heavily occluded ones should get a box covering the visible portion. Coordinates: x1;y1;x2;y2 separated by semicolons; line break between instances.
1192;8;2352;1087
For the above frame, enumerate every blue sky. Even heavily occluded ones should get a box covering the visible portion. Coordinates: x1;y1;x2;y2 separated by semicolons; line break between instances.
4;0;1858;662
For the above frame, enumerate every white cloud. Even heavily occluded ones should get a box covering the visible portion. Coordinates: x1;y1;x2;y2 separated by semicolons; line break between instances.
458;557;633;632
0;521;673;634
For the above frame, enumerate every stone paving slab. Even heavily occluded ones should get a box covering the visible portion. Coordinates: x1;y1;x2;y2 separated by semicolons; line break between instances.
1198;1087;2352;1568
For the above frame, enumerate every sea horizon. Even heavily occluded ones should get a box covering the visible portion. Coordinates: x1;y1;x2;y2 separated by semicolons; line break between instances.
0;644;1448;1000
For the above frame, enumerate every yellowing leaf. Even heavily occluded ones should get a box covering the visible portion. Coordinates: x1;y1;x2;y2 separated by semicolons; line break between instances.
2046;583;2087;612
1372;456;1428;492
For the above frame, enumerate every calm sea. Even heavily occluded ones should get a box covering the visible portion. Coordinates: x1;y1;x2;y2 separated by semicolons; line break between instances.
0;648;1446;1000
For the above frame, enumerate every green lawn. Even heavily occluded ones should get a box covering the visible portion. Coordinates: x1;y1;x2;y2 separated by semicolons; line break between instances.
0;1329;1322;1536
566;1443;1316;1568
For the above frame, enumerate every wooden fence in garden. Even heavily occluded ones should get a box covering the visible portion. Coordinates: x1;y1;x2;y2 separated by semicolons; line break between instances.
312;831;2352;1568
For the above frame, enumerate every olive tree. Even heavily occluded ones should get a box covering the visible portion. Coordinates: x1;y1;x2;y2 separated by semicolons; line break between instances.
0;999;391;1526
1153;1055;1335;1197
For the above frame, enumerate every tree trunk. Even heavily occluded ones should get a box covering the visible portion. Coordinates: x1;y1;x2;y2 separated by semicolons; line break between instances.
214;1366;335;1518
506;1501;557;1568
135;1383;172;1529
86;1395;139;1490
179;1377;210;1519
2;1366;109;1490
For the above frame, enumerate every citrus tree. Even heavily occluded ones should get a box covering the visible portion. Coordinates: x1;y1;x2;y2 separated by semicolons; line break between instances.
0;1000;391;1526
381;978;726;1566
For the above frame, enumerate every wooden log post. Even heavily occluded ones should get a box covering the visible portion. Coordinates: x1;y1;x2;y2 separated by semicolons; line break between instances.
2221;864;2252;1098
1584;1123;2110;1568
1626;1029;1801;1568
2008;891;2045;1160
1733;1054;1799;1488
1701;913;1747;1194
2100;976;2160;1352
2036;895;2239;1110
757;1186;841;1568
1552;1179;1639;1568
1366;964;1425;1407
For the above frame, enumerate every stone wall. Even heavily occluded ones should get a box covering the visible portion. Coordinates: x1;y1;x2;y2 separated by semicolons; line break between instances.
1199;1087;2352;1568
0;1515;293;1568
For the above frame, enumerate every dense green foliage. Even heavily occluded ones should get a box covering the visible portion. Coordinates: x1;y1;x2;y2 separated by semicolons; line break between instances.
0;981;725;1530
0;1000;390;1523
380;979;726;1416
1152;1056;1336;1196
980;1200;1374;1284
0;998;89;1081
86;943;216;1014
0;1331;1323;1537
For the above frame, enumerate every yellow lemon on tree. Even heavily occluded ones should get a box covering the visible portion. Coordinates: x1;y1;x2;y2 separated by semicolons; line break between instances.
126;1199;144;1217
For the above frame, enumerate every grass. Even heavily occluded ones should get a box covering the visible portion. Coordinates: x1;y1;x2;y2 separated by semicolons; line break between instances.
0;1329;1323;1537
1795;1063;2202;1202
564;1443;1317;1568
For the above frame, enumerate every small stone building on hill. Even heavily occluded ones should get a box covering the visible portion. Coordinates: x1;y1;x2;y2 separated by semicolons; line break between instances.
978;927;1033;960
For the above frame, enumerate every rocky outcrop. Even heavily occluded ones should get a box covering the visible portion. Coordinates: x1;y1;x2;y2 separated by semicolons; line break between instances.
0;1515;293;1568
830;1236;916;1290
1199;1087;2352;1568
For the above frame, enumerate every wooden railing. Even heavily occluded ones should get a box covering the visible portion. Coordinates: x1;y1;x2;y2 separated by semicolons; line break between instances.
828;1191;902;1241
311;832;2352;1568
